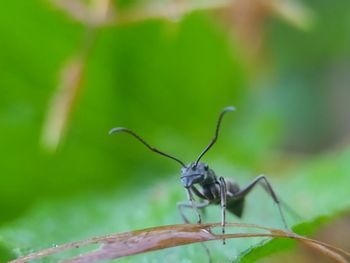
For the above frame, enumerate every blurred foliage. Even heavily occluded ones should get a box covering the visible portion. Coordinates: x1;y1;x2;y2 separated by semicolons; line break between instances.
0;0;350;262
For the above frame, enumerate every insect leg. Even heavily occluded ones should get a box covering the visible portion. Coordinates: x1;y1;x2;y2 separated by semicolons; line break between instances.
177;200;212;263
218;177;227;245
191;185;207;200
188;188;203;224
191;185;209;218
234;175;289;230
177;199;209;224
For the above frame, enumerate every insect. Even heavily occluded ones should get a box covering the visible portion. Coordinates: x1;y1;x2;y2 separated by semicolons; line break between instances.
109;106;289;243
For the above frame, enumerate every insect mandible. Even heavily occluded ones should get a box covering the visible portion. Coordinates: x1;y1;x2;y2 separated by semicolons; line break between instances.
109;106;289;243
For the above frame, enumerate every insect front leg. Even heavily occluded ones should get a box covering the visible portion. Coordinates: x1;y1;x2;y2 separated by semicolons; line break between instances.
176;198;212;263
233;175;289;230
177;199;209;224
187;188;202;224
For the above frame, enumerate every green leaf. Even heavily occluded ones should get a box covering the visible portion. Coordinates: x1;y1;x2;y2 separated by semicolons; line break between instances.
239;216;334;262
1;149;350;262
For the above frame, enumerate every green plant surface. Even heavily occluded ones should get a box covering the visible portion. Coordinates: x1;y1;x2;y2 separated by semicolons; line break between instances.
238;216;335;262
1;148;349;262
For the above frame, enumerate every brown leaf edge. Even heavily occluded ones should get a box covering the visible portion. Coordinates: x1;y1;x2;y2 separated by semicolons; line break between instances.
9;223;350;263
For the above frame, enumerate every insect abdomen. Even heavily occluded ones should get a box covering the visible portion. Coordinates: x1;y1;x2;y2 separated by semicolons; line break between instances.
225;179;245;218
227;198;245;218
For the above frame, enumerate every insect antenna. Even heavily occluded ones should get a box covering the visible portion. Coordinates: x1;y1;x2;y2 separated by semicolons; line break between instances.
194;106;235;166
109;127;186;167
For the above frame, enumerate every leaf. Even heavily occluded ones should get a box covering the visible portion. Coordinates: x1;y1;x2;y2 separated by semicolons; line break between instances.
238;216;334;262
2;149;350;262
8;223;350;263
238;149;350;262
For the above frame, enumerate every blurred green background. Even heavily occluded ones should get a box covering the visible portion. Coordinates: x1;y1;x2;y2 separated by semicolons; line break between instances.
1;0;350;262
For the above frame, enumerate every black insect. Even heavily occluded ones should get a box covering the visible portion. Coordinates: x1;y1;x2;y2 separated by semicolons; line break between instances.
109;106;288;243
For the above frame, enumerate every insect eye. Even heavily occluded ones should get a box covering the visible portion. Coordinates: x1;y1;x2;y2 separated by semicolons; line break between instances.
191;166;196;171
204;165;209;171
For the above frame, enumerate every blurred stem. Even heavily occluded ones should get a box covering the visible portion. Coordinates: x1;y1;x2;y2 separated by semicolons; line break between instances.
41;0;110;152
